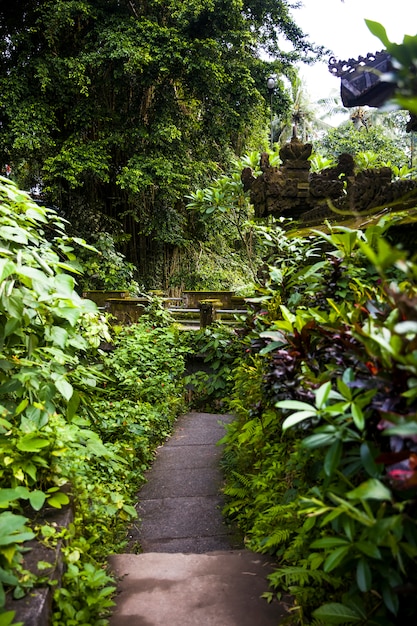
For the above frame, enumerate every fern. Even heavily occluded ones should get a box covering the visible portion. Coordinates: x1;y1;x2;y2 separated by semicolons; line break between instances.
231;470;253;488
268;566;338;589
222;484;248;499
238;418;263;444
248;528;292;552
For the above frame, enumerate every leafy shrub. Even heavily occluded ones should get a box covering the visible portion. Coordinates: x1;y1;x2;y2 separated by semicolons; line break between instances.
0;177;187;624
50;311;188;624
221;215;417;623
75;232;140;293
183;324;243;412
0;176;116;619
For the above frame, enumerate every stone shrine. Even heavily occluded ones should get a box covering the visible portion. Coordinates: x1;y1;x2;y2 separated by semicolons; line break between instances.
241;133;417;225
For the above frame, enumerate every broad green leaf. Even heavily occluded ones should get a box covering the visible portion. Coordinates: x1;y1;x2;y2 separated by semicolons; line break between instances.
14;398;29;416
17;266;50;283
276;400;316;411
52;305;80;326
54;273;75;296
16;435;49;452
269;267;283;284
315;381;332;409
66;390;80;421
55;261;82;274
0;512;34;545
25;207;48;223
259;331;286;342
342;516;355;542
360;442;381;477
0;225;29;244
382;582;399;616
336;377;352;400
279;305;296;324
312;602;363;623
311;537;350;549
282;410;317;430
0;610;23;626
323;545;351;572
3;294;24;318
321;508;345;525
47;491;70;509
36;560;54;570
259;341;284;355
356;557;372;592
85;438;112;457
54;377;73;401
351;403;365;431
29;490;46;511
355;541;382;559
347;479;392;501
122;504;138;519
0;259;16;282
45;326;69;349
0;568;19;585
324;440;342;476
292;261;327;281
302;432;335;448
0;487;29;504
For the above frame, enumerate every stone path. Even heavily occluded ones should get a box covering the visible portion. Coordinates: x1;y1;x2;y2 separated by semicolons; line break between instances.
108;412;290;625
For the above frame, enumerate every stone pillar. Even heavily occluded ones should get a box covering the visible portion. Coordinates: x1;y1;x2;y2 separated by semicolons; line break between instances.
199;299;222;328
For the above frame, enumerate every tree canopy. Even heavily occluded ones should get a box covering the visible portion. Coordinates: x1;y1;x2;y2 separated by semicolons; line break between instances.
0;0;323;286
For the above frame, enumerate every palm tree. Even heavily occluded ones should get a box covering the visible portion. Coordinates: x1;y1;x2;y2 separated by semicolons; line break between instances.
274;75;335;145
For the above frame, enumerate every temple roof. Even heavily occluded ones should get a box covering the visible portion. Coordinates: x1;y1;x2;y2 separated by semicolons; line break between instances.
328;50;396;108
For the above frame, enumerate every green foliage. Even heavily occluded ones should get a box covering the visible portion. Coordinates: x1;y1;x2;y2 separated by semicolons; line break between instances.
53;559;115;626
221;212;417;623
48;313;188;624
0;176;116;619
184;151;286;289
75;232;139;292
0;177;187;623
0;0;323;284
186;168;259;280
183;325;242;412
316;125;409;169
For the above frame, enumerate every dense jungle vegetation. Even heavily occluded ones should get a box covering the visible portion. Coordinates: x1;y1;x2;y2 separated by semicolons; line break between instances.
2;2;417;625
0;0;324;290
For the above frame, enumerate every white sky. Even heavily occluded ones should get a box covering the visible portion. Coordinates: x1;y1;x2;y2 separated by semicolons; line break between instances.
290;0;414;101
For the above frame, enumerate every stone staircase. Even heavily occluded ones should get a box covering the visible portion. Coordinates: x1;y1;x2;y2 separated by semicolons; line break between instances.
107;412;290;625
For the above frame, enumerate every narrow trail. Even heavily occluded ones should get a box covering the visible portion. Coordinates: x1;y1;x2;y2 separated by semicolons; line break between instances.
108;412;289;625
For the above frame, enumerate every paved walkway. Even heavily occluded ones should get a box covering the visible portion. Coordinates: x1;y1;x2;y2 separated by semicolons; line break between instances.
108;412;290;625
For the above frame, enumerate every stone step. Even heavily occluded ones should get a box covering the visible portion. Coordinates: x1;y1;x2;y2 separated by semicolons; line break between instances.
107;412;291;624
108;551;290;626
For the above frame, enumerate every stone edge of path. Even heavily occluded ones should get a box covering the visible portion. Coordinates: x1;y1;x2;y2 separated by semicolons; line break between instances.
5;503;73;626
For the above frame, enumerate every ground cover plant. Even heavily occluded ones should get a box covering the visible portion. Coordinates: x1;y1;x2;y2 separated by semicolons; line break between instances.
220;214;417;624
0;176;187;625
183;324;243;412
52;310;188;626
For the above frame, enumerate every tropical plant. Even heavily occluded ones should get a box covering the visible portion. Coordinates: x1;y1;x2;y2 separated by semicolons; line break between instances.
275;75;333;145
75;232;140;293
221;213;417;624
0;177;188;624
183;324;242;412
0;175;117;620
316;124;410;168
0;0;324;287
186;166;258;282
